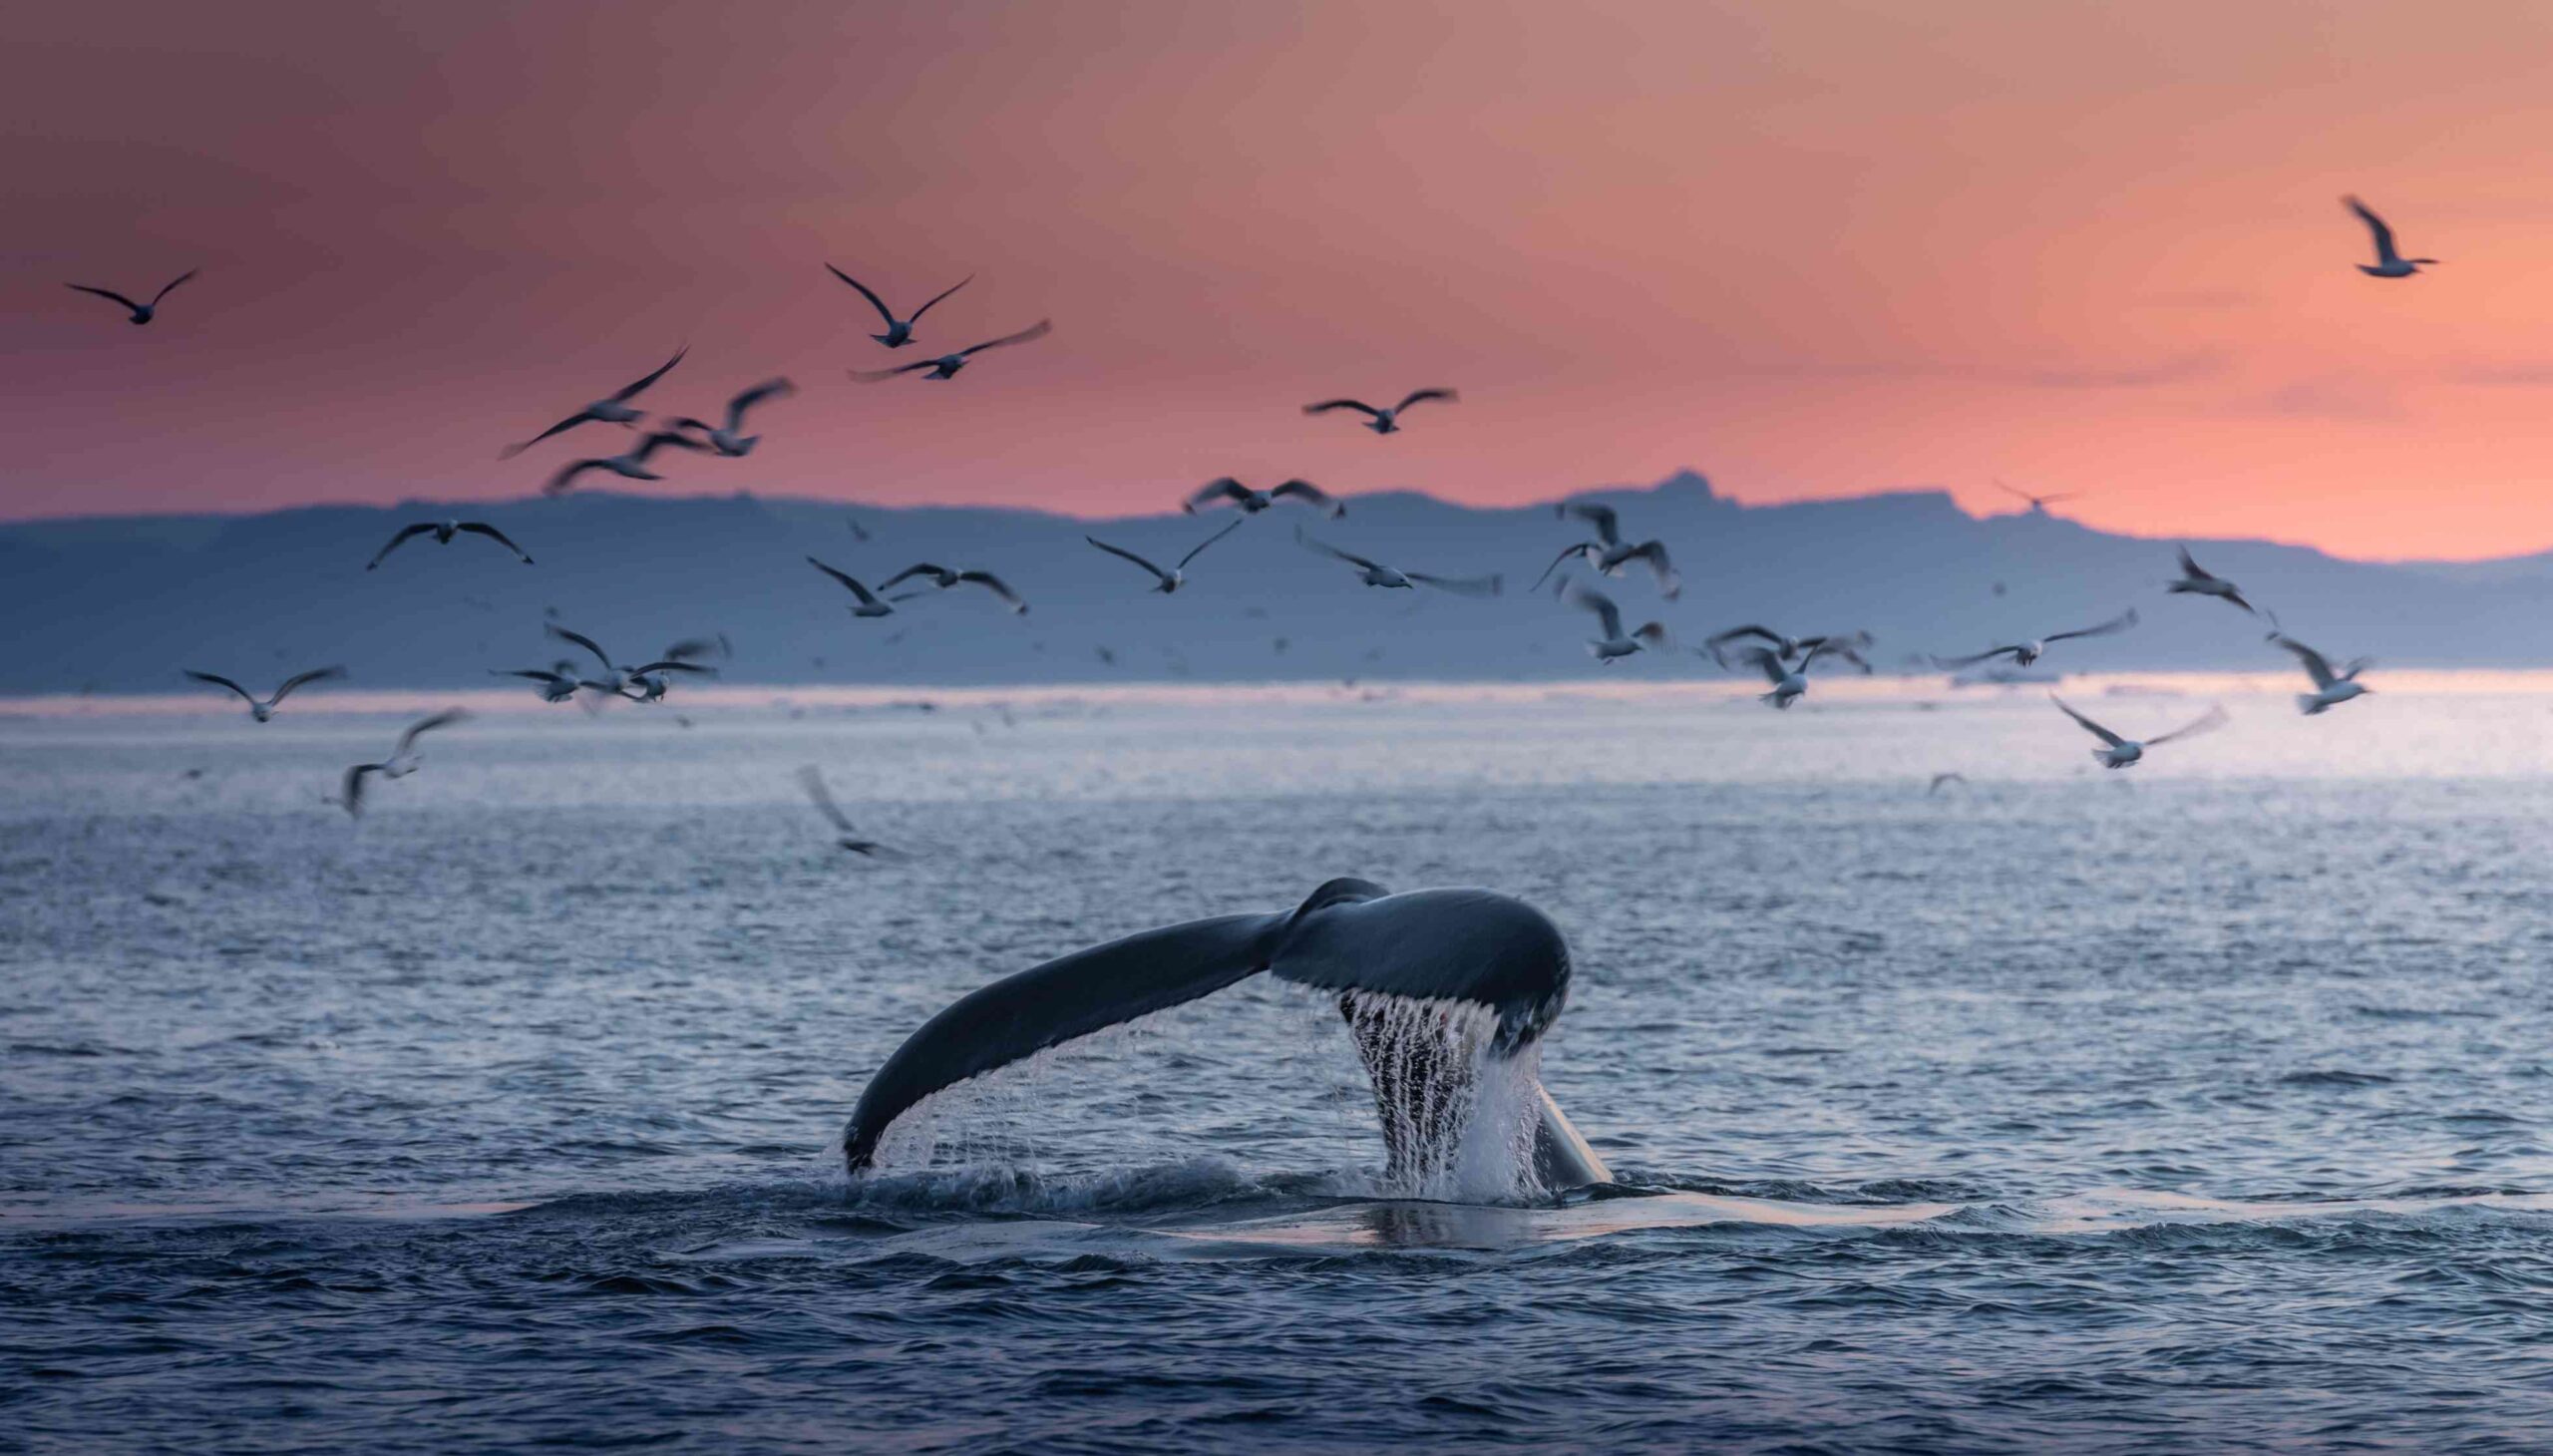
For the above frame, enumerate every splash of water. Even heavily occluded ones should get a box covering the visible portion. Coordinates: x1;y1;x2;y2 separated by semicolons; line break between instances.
1337;989;1548;1204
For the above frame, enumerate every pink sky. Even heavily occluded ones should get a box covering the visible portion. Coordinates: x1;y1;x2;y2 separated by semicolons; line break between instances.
14;1;2553;558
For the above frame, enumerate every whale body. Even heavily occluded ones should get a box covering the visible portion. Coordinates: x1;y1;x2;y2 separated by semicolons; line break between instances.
842;878;1612;1192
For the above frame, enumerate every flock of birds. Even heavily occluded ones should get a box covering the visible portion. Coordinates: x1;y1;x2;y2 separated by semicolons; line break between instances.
94;195;2433;822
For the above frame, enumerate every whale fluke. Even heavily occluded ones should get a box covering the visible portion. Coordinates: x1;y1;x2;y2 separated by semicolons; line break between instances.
841;880;1611;1193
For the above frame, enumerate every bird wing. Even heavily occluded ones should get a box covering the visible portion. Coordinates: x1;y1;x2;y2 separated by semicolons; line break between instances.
1295;530;1379;572
955;570;1028;612
628;660;716;676
726;377;795;430
366;522;437;568
2147;703;2231;748
909;274;973;322
183;670;256;705
1565;582;1624;639
879;563;948;590
547;625;615;673
1407;570;1502;598
1930;646;2020;669
541;459;606;497
2049;695;2126;748
65;283;144;311
455;523;534;562
848;359;941;382
1302;399;1382;418
609;346;689;402
959;319;1053;356
501;412;598;460
1530;544;1597;593
796;764;856;832
272;666;346;702
341;763;381;817
1394;388;1458;413
2045;607;2140;644
396;709;470;755
807;556;886;606
150;268;200;306
2344;195;2400;264
631;430;711;466
825;265;899;324
1268;480;1341;517
1558;502;1622;546
660;637;725;662
2272;635;2338;689
2339;655;2375;680
1186;477;1254;512
1086;536;1170;583
493;668;566;684
2175;545;2219;582
1730;646;1784;685
1706;625;1784;653
1176;517;1247;570
1618;541;1679;598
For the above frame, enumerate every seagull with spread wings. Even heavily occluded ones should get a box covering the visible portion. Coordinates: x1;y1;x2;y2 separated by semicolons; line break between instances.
366;519;534;570
1724;639;1861;708
849;320;1051;382
540;429;710;497
1930;609;2139;670
826;265;973;348
1561;581;1667;662
183;666;344;722
1182;477;1343;519
339;710;468;818
1298;530;1501;596
796;765;892;857
2166;546;2258;615
877;564;1030;613
1999;481;2082;515
668;378;794;457
1085;520;1245;594
1533;502;1681;598
2051;696;2228;769
1301;388;1459;435
500;346;688;458
490;662;582;704
805;557;907;617
66;268;197;325
2344;195;2436;278
2274;635;2373;715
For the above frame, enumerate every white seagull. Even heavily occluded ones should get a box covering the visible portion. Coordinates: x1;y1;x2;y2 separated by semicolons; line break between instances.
1703;625;1874;669
2051;696;2227;770
541;429;711;497
849;320;1051;382
826;265;972;348
796;765;891;856
1183;477;1343;518
340;710;468;818
807;557;904;617
66;268;198;325
1724;639;1858;708
2345;195;2436;279
1931;608;2139;670
1299;531;1502;596
1533;503;1681;599
184;665;344;722
877;564;1031;614
1085;519;1245;594
500;346;688;458
668;377;795;457
1562;582;1667;662
2274;635;2372;715
367;520;535;570
1301;388;1459;435
2166;546;2258;615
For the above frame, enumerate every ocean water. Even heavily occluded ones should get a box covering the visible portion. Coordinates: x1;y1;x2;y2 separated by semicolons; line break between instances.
8;684;2553;1452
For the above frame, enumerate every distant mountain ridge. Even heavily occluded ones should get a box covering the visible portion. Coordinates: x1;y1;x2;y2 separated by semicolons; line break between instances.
4;472;2546;695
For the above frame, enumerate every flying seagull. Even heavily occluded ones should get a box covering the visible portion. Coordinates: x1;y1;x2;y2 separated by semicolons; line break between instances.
806;557;903;617
849;320;1051;382
796;765;891;856
1704;625;1874;668
1298;530;1502;596
1183;477;1343;518
66;268;197;325
500;346;687;458
490;662;582;703
546;624;708;697
1533;502;1681;598
1084;519;1244;594
1724;640;1858;708
540;429;710;497
877;564;1030;613
1999;481;2081;515
2345;195;2435;279
825;265;972;348
1930;608;2139;670
1929;772;1969;795
1562;581;1667;662
2051;696;2227;770
183;666;344;722
1301;388;1459;435
668;378;794;457
366;520;534;570
2166;546;2257;614
340;710;468;818
2273;634;2372;715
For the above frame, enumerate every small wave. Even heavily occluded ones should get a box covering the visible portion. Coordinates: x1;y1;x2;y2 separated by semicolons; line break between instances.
2277;1069;2397;1088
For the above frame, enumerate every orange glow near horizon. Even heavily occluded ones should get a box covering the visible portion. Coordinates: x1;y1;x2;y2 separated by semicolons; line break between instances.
14;2;2553;558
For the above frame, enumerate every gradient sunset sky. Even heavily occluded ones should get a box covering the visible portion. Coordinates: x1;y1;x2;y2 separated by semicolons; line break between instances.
14;1;2553;558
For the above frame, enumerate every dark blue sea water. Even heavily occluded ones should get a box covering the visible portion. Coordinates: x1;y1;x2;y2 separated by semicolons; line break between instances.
8;688;2553;1452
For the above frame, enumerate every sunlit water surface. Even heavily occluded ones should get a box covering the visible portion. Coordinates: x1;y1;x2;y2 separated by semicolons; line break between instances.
8;684;2553;1452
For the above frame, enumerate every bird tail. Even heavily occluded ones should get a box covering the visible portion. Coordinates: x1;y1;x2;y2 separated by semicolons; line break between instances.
2296;693;2327;716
